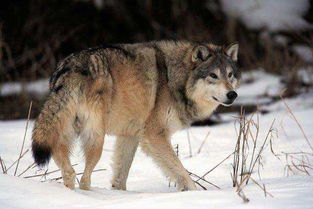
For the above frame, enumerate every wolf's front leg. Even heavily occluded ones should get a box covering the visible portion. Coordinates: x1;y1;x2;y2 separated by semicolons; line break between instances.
140;134;196;191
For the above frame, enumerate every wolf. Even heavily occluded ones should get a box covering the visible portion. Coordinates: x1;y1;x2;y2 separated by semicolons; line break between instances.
31;40;240;191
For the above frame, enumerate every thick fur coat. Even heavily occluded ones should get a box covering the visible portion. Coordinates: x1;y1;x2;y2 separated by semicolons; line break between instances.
32;40;240;191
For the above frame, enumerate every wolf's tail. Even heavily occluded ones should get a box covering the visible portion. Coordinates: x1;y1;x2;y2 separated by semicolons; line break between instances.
32;76;80;167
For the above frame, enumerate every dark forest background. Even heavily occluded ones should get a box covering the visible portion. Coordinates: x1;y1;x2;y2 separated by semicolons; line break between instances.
0;0;312;120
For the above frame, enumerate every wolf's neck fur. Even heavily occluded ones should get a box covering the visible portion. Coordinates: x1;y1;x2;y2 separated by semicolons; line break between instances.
154;41;218;125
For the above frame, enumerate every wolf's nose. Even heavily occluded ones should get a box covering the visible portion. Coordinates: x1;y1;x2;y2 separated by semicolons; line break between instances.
227;91;238;100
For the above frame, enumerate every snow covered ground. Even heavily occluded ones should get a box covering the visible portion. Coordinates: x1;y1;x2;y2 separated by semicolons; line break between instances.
1;71;313;209
0;79;49;97
220;0;312;31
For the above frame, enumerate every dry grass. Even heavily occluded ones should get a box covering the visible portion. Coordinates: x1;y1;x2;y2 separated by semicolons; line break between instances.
0;102;33;176
283;152;313;176
0;156;7;174
24;164;77;179
280;93;313;152
186;129;193;158
270;94;313;176
14;101;32;176
196;152;234;182
197;131;210;154
231;107;276;201
5;149;29;172
188;170;220;190
231;98;313;199
48;169;107;182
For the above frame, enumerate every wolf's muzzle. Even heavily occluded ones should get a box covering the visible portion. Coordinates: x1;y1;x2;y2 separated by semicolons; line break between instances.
225;91;238;104
227;91;237;100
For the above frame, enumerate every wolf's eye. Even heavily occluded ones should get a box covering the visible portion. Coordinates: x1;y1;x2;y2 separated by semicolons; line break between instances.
228;72;233;78
209;73;218;79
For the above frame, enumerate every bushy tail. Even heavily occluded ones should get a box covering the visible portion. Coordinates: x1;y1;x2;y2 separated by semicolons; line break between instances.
32;137;52;167
31;96;58;167
32;83;79;167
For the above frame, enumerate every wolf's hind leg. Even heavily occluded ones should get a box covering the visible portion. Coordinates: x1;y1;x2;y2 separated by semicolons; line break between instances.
53;143;76;190
111;136;139;190
51;116;78;190
79;123;105;190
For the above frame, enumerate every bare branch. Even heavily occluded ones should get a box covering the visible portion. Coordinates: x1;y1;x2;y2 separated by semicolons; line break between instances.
280;94;313;152
14;101;32;176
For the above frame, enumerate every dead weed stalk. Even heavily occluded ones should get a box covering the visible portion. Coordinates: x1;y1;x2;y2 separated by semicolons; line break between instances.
231;107;276;201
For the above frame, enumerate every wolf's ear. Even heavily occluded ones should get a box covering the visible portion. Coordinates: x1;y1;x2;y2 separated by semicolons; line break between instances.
226;43;239;62
191;46;210;62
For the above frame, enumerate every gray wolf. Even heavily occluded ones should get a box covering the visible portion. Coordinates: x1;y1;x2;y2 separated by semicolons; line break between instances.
31;40;240;191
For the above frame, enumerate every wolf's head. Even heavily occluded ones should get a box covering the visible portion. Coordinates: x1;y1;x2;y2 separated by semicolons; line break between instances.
186;43;241;107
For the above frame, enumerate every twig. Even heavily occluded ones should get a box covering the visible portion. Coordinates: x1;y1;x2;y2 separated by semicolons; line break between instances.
263;184;267;197
246;119;275;184
196;151;234;182
14;101;32;176
25;170;60;179
298;164;313;170
280;94;313;152
269;133;281;161
236;174;250;192
240;116;247;183
285;164;295;176
236;173;250;203
188;171;220;189
231;108;277;200
18;162;35;177
250;177;274;197
247;114;259;173
232;106;244;187
186;129;193;157
24;163;78;179
237;189;250;203
194;181;207;190
0;157;7;174
291;161;310;175
6;149;29;171
282;151;313;156
197;131;210;154
49;168;107;181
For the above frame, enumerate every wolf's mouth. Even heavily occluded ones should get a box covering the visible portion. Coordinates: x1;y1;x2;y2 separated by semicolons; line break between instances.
212;96;233;106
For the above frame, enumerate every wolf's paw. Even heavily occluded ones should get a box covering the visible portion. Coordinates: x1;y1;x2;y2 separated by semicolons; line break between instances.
79;175;91;190
111;177;127;190
111;183;126;190
178;184;197;191
63;171;76;190
177;177;197;192
64;181;75;190
79;183;90;190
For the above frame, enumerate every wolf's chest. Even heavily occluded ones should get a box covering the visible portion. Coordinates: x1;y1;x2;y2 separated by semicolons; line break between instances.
165;106;185;134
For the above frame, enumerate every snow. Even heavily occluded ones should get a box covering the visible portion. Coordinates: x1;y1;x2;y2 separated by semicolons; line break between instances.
220;0;313;31
273;35;289;46
1;70;313;208
1;174;312;209
0;79;49;96
236;69;283;105
296;67;313;85
292;45;313;63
